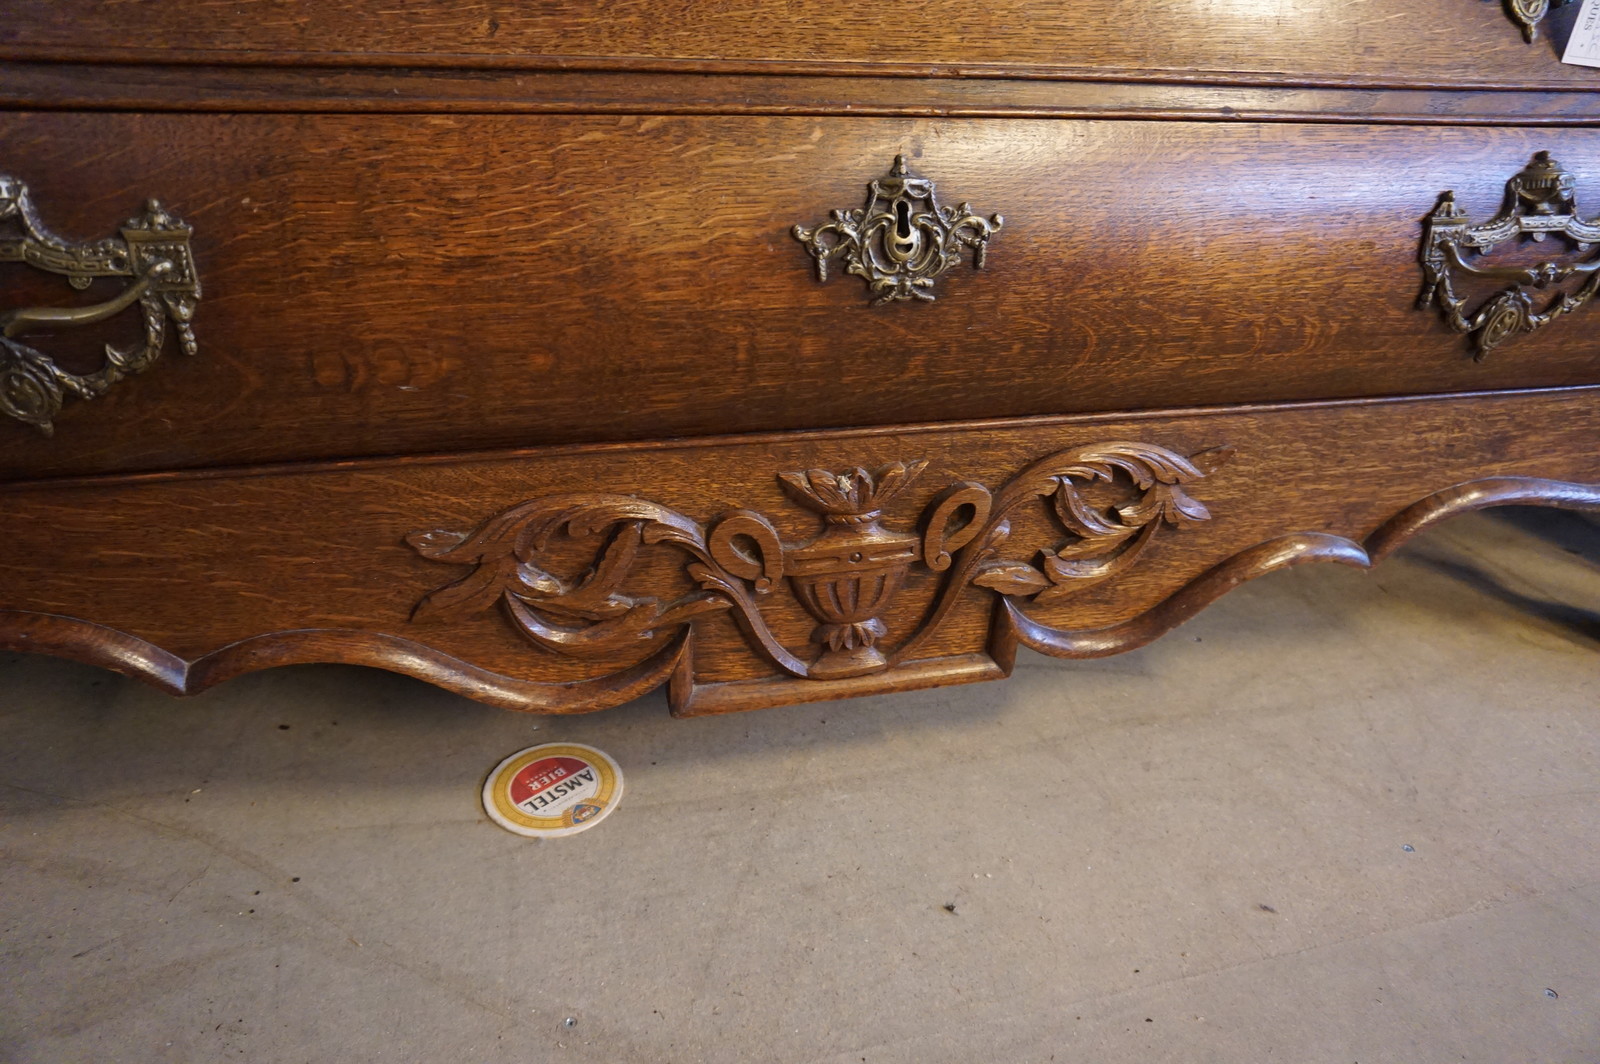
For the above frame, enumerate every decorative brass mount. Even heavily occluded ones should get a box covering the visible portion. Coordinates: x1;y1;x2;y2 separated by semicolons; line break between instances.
407;442;1230;682
1418;152;1600;360
0;176;200;436
792;155;1002;304
1507;0;1573;42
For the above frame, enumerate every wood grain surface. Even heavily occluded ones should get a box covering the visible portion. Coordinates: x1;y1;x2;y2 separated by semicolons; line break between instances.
2;389;1596;715
4;62;1600;125
5;113;1600;479
2;0;1598;92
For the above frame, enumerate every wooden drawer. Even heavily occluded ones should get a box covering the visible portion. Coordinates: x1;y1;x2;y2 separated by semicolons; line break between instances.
4;113;1600;479
3;0;1597;92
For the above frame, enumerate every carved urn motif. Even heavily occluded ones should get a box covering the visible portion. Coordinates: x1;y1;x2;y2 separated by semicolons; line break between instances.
776;461;928;679
408;443;1228;685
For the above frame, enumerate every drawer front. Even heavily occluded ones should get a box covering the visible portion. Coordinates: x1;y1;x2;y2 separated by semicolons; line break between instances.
3;1;1597;91
4;113;1600;479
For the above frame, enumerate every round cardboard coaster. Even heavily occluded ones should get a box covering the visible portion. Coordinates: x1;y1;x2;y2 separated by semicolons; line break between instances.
482;743;624;838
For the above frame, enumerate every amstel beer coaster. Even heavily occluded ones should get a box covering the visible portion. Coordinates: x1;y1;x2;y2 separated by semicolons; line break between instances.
482;743;624;838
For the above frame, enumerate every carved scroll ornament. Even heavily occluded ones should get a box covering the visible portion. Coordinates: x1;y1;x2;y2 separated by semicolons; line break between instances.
1419;152;1600;360
792;155;1002;305
407;442;1231;682
0;176;200;435
1507;0;1573;42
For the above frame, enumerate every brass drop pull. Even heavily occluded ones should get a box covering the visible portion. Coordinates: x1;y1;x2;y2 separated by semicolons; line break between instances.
1418;152;1600;360
0;176;200;436
792;155;1002;305
1507;0;1574;42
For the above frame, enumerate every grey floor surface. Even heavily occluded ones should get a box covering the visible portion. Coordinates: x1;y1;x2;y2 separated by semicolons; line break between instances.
2;509;1597;1064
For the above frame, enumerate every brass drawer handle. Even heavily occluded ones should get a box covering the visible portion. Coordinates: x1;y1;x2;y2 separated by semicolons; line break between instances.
1508;0;1574;42
0;176;200;436
793;154;1002;305
1419;152;1600;360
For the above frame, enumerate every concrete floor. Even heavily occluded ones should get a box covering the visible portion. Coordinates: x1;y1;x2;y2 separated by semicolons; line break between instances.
2;509;1597;1063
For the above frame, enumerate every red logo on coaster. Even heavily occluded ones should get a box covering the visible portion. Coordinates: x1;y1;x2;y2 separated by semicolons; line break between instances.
509;756;597;812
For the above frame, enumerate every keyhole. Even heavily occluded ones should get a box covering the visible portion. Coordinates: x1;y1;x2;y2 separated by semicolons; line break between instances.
895;200;911;239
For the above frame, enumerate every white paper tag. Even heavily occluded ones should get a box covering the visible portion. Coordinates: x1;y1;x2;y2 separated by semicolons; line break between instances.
1564;0;1600;68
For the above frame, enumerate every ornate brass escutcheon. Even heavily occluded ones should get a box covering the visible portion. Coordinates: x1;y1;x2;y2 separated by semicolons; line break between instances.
1418;152;1600;360
1506;0;1573;42
792;155;1002;305
0;176;200;436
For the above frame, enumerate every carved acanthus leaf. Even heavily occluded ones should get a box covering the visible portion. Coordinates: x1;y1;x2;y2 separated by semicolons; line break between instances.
971;561;1051;596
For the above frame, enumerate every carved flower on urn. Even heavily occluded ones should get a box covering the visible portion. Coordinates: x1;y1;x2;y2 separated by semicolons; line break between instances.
777;460;929;679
